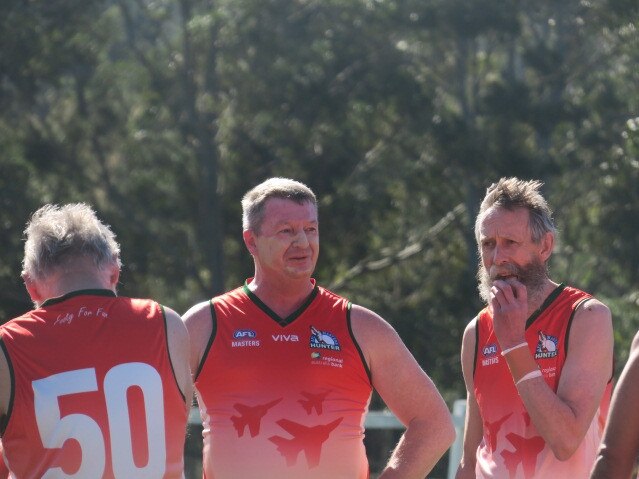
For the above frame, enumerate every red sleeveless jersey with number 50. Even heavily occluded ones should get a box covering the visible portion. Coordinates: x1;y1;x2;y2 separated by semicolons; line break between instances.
0;290;187;478
194;281;373;479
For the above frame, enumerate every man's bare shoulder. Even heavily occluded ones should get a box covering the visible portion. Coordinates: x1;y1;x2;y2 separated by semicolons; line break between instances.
578;297;611;318
573;297;612;336
183;300;212;325
349;304;397;340
463;316;478;338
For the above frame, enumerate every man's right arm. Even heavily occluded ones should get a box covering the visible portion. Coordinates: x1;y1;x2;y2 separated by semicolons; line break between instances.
0;338;11;420
456;318;483;479
590;331;639;478
164;307;193;408
182;301;214;379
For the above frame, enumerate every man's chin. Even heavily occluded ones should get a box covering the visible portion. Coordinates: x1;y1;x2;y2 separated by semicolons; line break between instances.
284;265;315;278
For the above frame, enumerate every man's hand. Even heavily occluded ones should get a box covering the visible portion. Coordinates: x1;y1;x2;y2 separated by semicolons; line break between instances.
490;278;528;349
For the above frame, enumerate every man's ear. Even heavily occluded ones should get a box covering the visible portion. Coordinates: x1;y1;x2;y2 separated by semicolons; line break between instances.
539;231;554;262
22;274;44;304
243;230;257;256
108;264;120;288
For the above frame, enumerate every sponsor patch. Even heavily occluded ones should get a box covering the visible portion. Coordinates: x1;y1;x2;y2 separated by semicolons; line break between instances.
481;342;499;366
232;329;260;347
272;334;299;342
234;329;257;339
310;353;344;368
309;326;341;351
535;331;558;359
483;343;498;356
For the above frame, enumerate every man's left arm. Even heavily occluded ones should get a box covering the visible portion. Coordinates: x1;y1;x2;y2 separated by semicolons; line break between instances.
351;305;456;479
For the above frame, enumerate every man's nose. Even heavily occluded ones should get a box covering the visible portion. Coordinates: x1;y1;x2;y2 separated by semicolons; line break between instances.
292;230;309;247
492;245;507;264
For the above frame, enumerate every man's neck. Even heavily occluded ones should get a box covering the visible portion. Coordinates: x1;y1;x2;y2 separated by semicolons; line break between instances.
248;276;315;319
527;279;560;316
42;274;114;303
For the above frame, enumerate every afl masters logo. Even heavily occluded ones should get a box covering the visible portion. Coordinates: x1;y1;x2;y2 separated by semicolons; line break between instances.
481;343;499;366
534;331;558;359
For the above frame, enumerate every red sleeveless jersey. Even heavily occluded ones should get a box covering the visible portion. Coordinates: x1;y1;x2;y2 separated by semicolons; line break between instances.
0;290;187;478
473;284;611;478
194;281;372;479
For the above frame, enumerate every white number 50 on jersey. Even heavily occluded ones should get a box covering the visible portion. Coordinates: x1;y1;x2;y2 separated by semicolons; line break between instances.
32;362;166;478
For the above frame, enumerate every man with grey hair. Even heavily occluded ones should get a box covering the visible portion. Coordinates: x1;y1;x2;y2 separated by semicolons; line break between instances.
0;203;191;478
456;178;613;479
184;177;455;479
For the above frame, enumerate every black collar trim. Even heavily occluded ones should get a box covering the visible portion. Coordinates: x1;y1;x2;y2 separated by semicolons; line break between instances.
41;289;117;307
243;281;319;327
525;283;566;329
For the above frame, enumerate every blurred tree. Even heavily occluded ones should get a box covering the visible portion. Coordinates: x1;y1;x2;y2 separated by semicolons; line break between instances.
0;0;637;404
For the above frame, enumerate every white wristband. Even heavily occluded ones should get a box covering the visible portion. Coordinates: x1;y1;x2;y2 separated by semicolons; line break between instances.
516;369;543;386
501;342;528;356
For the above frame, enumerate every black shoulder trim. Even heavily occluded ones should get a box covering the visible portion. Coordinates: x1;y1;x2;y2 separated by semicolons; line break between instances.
194;300;217;381
564;297;591;357
160;305;186;403
472;317;479;378
346;303;372;385
0;339;15;436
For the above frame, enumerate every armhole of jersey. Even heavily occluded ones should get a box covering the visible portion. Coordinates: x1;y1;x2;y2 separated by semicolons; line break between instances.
194;300;217;381
160;305;186;403
0;339;15;436
346;302;372;386
564;297;590;357
472;317;479;379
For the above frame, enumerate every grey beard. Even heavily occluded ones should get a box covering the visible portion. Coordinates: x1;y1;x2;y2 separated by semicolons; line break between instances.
477;258;548;305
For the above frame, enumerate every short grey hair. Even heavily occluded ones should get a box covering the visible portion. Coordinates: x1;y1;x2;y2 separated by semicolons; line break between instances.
241;177;317;233
22;203;121;281
475;177;557;244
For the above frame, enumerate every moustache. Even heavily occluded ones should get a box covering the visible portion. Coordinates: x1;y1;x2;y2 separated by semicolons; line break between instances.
488;264;521;281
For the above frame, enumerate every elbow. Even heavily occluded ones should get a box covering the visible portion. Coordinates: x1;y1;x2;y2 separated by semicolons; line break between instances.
414;411;456;454
552;447;576;462
549;439;580;462
435;413;457;452
444;416;457;448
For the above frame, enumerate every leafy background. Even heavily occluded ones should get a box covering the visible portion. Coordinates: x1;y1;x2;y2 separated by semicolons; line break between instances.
1;0;638;476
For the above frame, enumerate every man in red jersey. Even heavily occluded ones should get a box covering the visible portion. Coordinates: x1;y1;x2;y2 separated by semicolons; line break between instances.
456;178;613;479
0;203;192;478
184;177;455;479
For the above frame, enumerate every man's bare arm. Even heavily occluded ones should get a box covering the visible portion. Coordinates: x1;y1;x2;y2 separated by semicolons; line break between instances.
351;305;455;478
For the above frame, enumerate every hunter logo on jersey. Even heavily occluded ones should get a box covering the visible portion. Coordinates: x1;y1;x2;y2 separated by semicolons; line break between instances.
534;330;558;359
309;326;341;351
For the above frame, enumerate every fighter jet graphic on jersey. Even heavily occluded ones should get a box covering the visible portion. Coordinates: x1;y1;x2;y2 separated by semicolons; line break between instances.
298;390;331;415
522;411;532;427
230;398;283;437
485;412;513;452
500;432;545;479
268;417;343;468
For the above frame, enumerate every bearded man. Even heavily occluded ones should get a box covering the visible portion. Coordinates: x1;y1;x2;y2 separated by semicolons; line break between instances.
455;177;613;479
